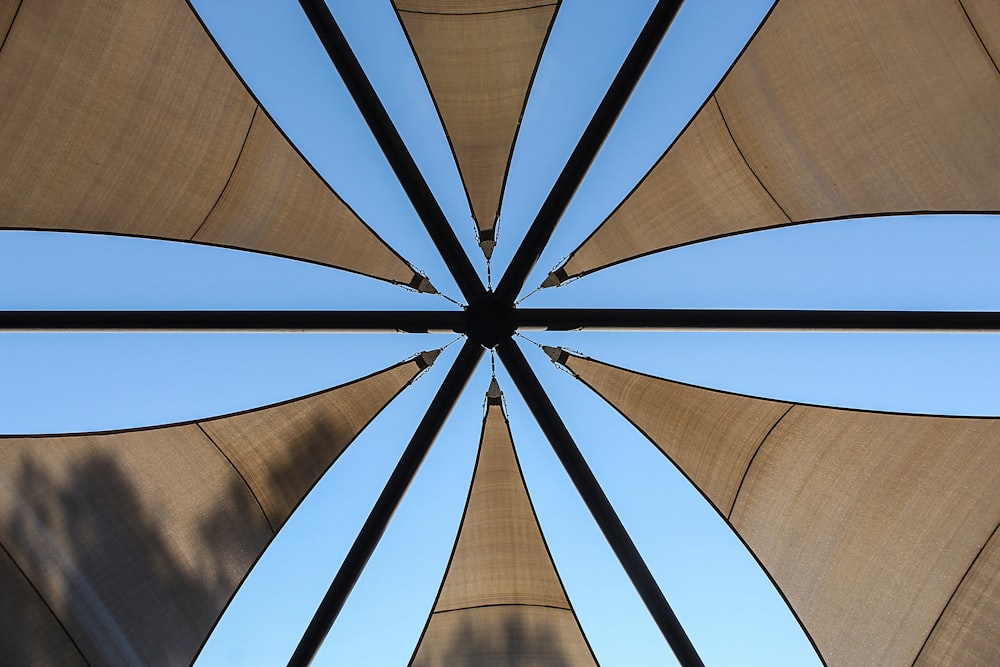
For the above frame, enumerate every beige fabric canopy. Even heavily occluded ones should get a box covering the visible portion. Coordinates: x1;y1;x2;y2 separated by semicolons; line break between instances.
393;0;558;258
0;351;437;667
4;0;999;665
545;0;1000;286
548;348;1000;667
410;380;596;666
0;0;430;290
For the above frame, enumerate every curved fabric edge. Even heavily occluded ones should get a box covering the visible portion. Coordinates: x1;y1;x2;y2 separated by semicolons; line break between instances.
543;209;1000;288
0;226;436;292
0;351;439;667
183;1;424;287
542;0;1000;288
392;0;559;258
548;348;1000;667
542;347;824;665
408;381;598;666
0;0;424;289
5;349;441;439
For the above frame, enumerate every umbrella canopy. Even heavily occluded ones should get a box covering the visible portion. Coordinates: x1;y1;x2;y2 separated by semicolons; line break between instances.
1;1;998;666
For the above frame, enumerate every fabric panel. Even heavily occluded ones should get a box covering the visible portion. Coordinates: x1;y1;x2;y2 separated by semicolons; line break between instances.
0;0;252;238
563;354;789;514
0;426;272;667
564;351;1000;667
719;0;1000;221
411;398;595;666
398;3;555;235
561;98;788;287
557;0;1000;282
195;111;416;285
435;403;570;611
0;0;419;283
0;546;88;667
201;359;422;529
915;524;1000;666
411;606;597;667
732;408;1000;667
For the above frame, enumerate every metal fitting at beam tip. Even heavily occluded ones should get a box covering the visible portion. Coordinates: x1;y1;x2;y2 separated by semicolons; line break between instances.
487;377;502;400
542;345;568;366
417;349;442;369
416;276;437;294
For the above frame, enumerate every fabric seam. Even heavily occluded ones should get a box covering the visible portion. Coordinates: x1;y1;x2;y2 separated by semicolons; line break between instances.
728;404;794;518
196;422;276;535
398;3;556;17
957;0;1000;79
910;517;1000;665
190;106;258;241
714;95;792;222
0;541;91;664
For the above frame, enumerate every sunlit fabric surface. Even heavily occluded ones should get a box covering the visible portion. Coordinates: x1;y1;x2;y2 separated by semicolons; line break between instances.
410;384;597;666
3;0;1000;665
393;0;558;256
0;0;423;287
550;0;1000;284
0;354;434;667
554;350;1000;666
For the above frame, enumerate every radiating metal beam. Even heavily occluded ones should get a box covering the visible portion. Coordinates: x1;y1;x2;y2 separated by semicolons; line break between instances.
516;308;1000;332
0;310;467;333
299;0;485;304
287;340;484;667
494;0;684;302
8;309;1000;334
496;338;705;667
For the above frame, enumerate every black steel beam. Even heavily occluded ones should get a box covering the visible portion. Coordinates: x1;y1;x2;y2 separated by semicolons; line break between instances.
9;308;1000;334
496;338;705;667
516;308;1000;332
8;309;1000;334
287;339;484;667
298;0;485;304
494;0;683;302
0;310;467;333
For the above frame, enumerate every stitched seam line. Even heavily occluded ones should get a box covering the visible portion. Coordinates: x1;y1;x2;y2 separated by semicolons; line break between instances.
399;3;556;17
190;105;258;241
0;0;24;56
911;517;1000;665
435;601;571;615
957;0;1000;79
0;541;90;664
196;422;275;534
714;95;792;222
728;404;794;518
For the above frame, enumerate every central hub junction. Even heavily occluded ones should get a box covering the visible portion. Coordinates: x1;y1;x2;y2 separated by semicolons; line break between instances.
464;292;516;348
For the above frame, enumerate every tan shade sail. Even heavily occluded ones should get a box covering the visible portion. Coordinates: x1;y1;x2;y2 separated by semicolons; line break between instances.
548;0;1000;285
0;352;437;667
394;0;558;257
0;0;425;288
552;349;1000;666
410;381;597;666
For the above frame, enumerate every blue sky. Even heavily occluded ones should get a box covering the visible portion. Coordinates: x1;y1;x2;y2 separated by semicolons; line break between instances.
2;1;1000;665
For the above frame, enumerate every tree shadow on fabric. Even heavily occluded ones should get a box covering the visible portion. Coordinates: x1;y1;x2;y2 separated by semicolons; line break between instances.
255;415;355;531
1;449;266;667
415;614;577;667
0;405;386;667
